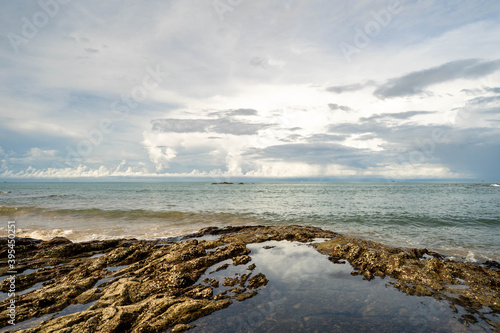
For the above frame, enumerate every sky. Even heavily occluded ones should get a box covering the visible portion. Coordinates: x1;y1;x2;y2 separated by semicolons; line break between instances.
0;0;499;181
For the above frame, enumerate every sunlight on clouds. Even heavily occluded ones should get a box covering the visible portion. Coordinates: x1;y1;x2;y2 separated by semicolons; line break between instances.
1;1;499;180
343;135;385;151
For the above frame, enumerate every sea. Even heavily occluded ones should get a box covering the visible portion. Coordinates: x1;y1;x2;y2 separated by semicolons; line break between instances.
0;182;499;262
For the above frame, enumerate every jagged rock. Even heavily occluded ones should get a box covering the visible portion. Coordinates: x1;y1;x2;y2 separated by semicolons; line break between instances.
247;273;269;289
39;236;72;247
223;277;238;287
233;255;251;266
0;225;498;332
203;278;219;288
313;234;500;315
213;264;229;272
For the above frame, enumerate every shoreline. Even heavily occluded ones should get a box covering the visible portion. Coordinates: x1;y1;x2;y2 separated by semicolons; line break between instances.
1;216;498;264
2;225;498;264
2;182;499;264
0;225;499;332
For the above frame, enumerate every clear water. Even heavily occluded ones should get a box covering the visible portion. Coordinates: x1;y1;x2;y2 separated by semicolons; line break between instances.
0;182;499;261
192;240;494;332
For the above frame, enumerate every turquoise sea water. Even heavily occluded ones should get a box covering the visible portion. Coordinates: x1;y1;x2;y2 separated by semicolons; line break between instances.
0;182;499;261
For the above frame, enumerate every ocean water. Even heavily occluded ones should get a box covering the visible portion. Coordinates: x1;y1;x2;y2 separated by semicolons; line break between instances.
0;182;499;261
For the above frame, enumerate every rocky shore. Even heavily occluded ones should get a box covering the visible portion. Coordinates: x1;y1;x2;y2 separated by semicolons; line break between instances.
0;225;499;332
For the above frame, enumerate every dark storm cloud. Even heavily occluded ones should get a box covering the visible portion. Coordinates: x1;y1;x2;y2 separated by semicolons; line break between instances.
328;103;352;111
360;111;436;122
374;59;500;99
329;122;454;147
244;143;383;168
151;118;271;135
395;126;500;180
434;141;500;180
328;115;500;179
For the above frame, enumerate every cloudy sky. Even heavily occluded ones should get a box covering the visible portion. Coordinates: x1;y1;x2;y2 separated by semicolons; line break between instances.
1;0;499;180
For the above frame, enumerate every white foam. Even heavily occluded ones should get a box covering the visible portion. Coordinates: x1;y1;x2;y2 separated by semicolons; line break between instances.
465;251;477;263
16;228;75;241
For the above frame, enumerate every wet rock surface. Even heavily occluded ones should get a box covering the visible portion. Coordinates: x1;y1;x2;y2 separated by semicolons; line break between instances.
313;234;500;329
0;226;498;332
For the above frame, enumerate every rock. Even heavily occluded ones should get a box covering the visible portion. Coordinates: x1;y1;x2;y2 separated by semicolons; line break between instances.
223;277;238;287
171;323;196;332
0;225;498;332
233;255;251;266
239;273;251;286
213;263;229;272
40;236;73;247
203;278;219;288
76;288;102;304
185;286;214;299
247;273;269;289
313;233;500;320
236;291;258;301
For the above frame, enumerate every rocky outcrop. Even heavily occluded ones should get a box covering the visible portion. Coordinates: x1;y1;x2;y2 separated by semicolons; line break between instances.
313;236;500;327
0;226;498;332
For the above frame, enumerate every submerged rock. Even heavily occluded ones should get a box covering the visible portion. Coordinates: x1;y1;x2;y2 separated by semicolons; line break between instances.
0;225;498;332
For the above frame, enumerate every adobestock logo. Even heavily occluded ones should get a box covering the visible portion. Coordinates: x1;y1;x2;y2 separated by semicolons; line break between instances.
7;0;71;54
339;0;403;63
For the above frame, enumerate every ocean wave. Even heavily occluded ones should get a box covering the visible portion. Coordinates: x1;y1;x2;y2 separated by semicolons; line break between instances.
15;228;76;240
0;205;43;215
465;251;478;263
0;191;11;194
0;205;258;223
490;184;500;187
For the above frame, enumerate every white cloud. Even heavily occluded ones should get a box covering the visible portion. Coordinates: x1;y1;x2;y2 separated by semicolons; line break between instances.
1;1;499;180
146;146;177;172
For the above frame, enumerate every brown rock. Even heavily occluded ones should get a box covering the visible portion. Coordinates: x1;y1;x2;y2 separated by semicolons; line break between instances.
247;273;269;289
233;255;251;266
